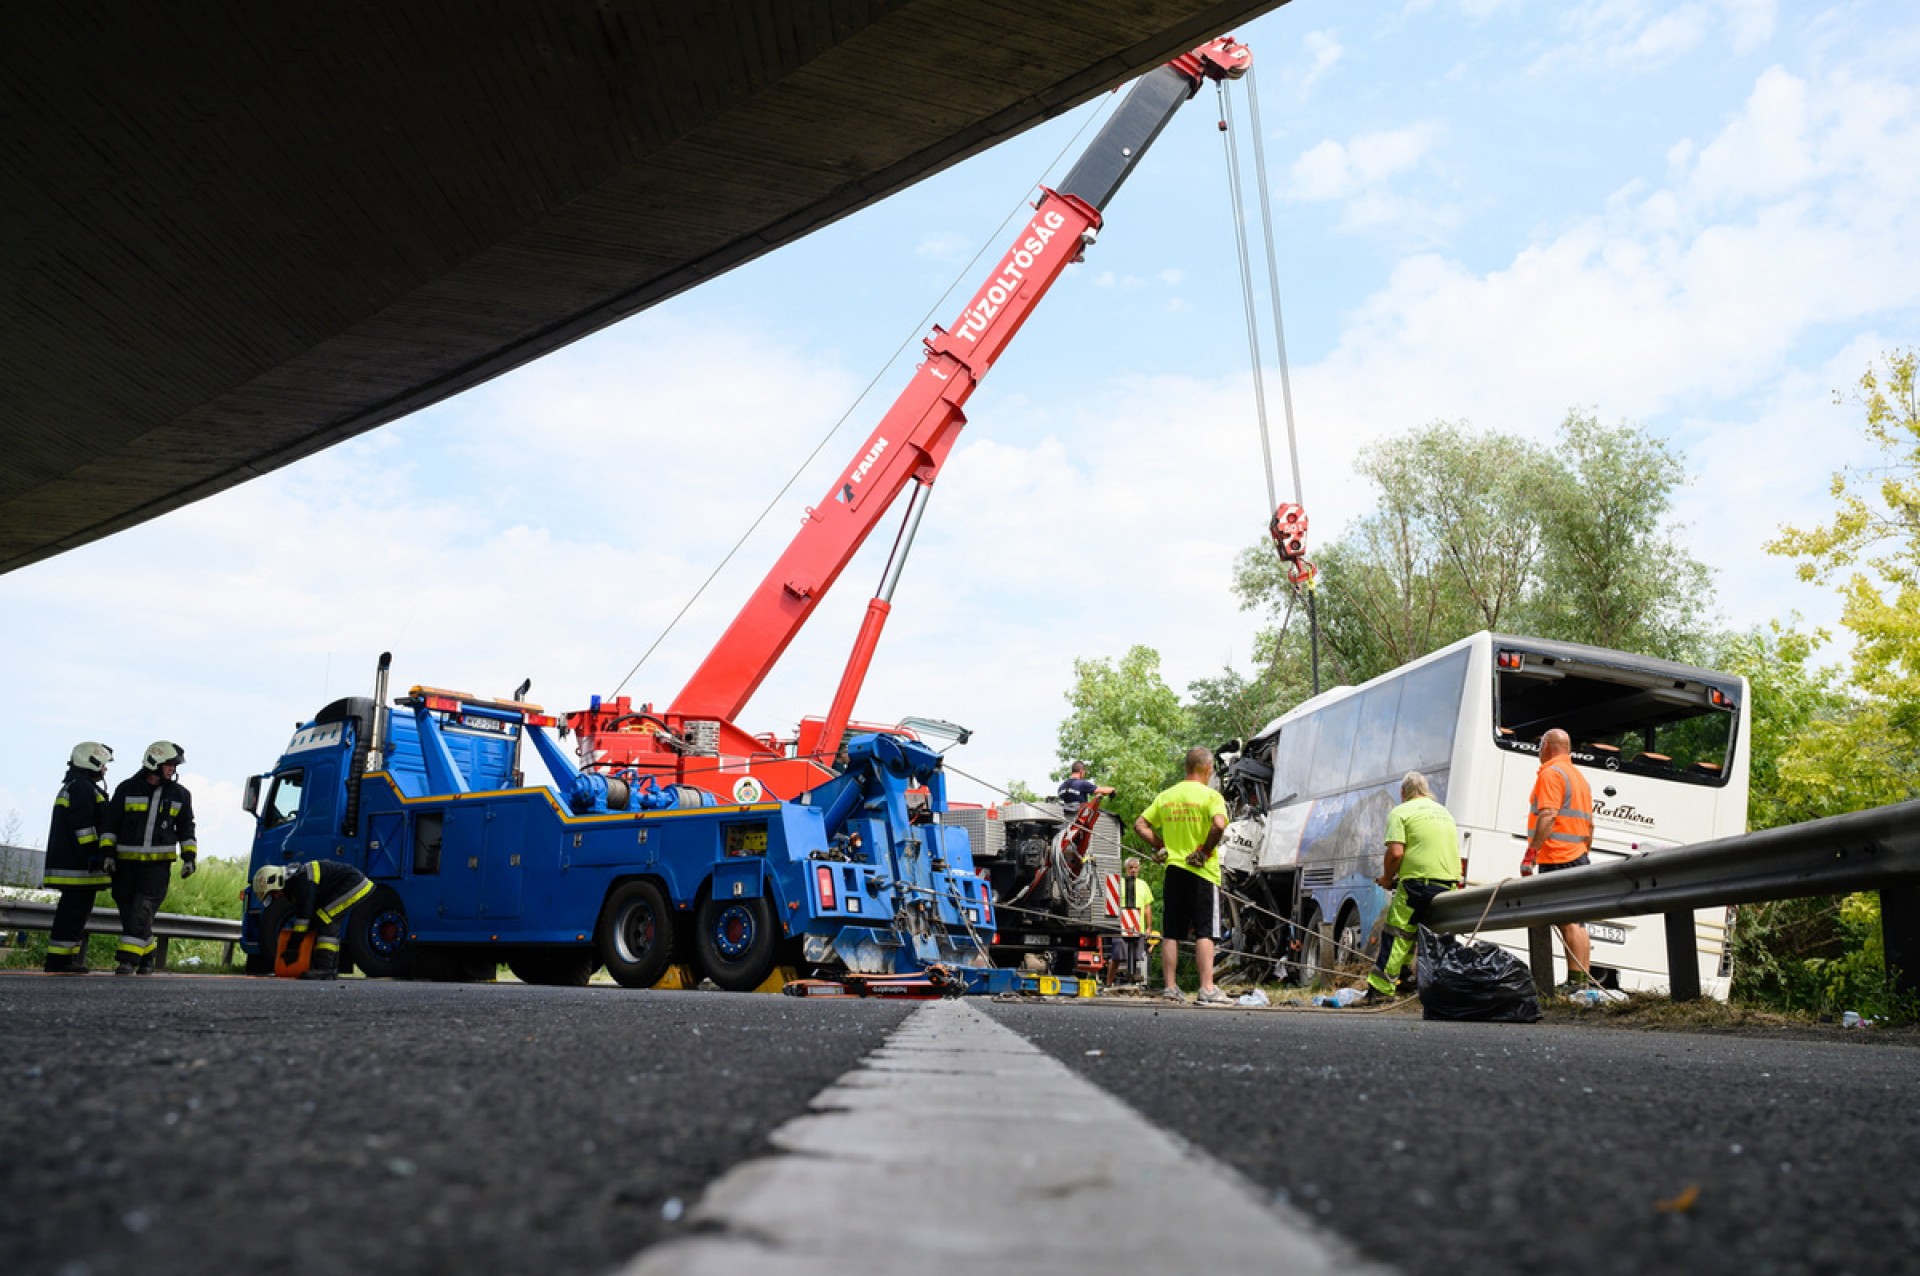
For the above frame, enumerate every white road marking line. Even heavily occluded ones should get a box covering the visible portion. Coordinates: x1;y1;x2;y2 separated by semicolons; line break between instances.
624;999;1394;1275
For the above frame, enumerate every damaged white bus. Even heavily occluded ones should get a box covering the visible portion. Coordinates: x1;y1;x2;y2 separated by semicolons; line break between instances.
1217;631;1750;997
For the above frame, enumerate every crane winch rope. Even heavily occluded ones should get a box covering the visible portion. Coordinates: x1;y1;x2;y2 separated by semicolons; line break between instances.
1217;68;1321;693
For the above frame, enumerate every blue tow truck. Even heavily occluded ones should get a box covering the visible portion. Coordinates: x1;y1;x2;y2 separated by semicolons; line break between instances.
239;654;997;989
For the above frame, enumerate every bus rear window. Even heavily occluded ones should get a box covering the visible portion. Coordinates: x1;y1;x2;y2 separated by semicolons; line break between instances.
1495;656;1735;784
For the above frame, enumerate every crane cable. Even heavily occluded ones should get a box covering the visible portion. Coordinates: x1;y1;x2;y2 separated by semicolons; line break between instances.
1217;69;1321;693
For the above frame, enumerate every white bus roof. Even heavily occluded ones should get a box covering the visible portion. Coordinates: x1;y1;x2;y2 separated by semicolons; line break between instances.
1247;630;1743;748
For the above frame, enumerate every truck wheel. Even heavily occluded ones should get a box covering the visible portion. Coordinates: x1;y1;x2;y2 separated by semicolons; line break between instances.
694;894;777;992
597;880;672;989
508;949;596;987
344;887;413;980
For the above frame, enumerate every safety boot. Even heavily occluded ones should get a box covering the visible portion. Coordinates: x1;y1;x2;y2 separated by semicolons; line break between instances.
113;961;138;975
299;950;340;981
43;953;73;974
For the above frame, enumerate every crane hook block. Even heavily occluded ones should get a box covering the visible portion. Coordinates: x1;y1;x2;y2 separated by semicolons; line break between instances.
1270;502;1309;560
1270;502;1317;588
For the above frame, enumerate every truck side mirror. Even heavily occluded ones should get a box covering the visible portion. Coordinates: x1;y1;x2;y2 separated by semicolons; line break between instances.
243;774;263;818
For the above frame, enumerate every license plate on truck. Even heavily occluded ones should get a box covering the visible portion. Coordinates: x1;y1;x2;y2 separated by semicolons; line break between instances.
1023;933;1052;946
1588;922;1627;945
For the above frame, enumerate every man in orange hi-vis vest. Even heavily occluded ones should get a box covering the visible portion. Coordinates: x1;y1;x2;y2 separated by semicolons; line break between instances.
1521;727;1594;982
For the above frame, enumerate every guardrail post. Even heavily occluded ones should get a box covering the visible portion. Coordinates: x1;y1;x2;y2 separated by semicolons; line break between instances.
1884;882;1920;997
1527;925;1554;994
154;935;171;971
1663;910;1700;1002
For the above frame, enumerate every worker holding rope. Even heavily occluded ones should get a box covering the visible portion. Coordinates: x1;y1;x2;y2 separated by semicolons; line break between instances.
1365;771;1461;1001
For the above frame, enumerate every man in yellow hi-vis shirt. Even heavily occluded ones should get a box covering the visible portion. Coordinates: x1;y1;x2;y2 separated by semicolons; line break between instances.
1134;746;1229;1005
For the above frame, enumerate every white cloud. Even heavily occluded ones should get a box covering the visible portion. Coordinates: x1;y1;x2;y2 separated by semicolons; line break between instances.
1290;124;1441;202
1298;30;1345;97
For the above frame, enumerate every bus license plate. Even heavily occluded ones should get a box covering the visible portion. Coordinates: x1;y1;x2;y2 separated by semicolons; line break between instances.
1588;923;1627;945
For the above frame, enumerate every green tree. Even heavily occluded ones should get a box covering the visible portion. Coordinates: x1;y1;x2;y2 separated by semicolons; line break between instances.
1229;415;1716;714
1055;646;1192;844
1770;349;1920;717
1699;621;1845;829
1735;350;1920;1020
1531;411;1714;657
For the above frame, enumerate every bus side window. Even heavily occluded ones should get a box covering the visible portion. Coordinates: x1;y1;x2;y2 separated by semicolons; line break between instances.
1392;650;1469;775
1306;697;1361;797
1348;682;1402;790
1273;716;1319;807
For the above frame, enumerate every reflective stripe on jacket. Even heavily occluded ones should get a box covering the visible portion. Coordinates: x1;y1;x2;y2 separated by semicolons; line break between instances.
286;860;373;933
103;774;198;861
1529;757;1593;864
44;766;112;886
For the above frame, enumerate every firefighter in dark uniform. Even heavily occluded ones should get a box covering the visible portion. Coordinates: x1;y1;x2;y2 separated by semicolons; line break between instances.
43;742;116;973
102;740;198;975
252;860;373;980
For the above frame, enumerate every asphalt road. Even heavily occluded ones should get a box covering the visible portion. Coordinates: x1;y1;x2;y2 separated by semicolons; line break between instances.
989;999;1920;1276
5;974;1916;1276
2;974;911;1276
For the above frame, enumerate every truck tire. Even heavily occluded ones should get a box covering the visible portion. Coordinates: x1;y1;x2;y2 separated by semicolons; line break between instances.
694;894;777;992
597;880;672;989
508;949;597;987
344;886;414;980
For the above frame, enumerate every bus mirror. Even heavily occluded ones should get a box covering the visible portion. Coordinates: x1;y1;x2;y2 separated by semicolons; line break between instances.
242;774;263;817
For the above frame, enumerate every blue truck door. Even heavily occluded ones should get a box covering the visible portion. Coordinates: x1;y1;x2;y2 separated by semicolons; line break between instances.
481;805;525;919
437;806;488;919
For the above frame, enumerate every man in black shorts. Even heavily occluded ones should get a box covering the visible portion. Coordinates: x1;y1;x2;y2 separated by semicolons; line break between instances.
1133;747;1230;1005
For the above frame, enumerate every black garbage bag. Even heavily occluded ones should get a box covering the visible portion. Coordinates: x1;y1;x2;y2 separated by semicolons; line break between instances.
1416;928;1542;1023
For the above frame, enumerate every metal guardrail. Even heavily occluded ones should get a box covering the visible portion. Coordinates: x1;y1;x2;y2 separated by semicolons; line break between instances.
0;899;244;969
1426;799;1920;1000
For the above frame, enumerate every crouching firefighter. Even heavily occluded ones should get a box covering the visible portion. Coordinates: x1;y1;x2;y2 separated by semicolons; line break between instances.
44;742;115;973
102;740;198;975
252;860;373;980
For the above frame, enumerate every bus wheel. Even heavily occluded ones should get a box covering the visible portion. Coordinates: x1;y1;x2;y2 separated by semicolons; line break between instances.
1296;905;1326;985
597;880;673;989
344;887;413;979
1334;904;1367;974
695;894;777;992
507;949;596;986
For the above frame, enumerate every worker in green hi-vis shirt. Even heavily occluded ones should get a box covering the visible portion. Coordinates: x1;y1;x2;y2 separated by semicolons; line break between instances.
1367;771;1462;999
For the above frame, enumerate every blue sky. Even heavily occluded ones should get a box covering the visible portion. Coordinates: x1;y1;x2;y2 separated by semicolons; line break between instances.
5;0;1918;856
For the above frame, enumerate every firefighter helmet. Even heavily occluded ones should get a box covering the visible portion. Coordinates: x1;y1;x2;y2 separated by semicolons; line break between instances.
252;865;288;897
68;741;114;773
142;740;185;771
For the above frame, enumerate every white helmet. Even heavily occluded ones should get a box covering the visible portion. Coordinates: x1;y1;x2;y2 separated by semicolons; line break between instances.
252;865;288;897
69;741;114;773
143;740;185;771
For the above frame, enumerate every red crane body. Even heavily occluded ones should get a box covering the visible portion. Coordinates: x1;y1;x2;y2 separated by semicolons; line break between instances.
569;37;1253;802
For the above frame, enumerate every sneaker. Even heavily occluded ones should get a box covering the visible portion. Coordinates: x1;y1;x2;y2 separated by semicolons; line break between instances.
1158;986;1187;1003
1196;987;1233;1006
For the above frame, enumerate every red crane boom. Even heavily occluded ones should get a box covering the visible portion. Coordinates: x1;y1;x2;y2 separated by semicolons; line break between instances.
570;36;1252;801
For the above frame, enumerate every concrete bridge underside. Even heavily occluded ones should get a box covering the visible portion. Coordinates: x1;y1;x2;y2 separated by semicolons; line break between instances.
0;1;1287;574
